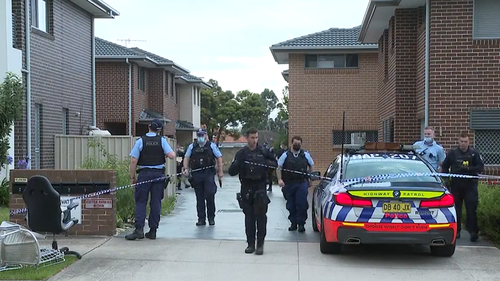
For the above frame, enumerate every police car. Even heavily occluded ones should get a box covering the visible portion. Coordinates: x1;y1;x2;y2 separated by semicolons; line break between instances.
311;142;457;257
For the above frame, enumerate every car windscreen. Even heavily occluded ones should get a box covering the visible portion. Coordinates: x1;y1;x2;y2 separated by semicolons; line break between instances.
344;159;439;183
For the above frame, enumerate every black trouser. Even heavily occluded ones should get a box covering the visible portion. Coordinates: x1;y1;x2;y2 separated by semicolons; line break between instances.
192;171;218;221
450;181;479;234
241;180;269;245
267;169;274;189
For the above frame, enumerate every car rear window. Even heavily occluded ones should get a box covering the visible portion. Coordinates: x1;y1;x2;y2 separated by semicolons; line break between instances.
344;159;439;182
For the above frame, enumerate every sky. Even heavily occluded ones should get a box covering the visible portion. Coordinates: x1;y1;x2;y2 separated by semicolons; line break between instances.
95;0;371;118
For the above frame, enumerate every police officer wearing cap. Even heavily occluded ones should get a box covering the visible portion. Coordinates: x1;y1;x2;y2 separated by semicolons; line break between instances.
228;127;277;255
183;128;223;226
276;136;315;233
441;132;484;242
126;119;175;240
413;126;446;171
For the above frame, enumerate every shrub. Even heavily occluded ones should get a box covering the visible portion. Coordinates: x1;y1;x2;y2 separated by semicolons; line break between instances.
459;183;500;245
0;178;9;206
80;138;135;228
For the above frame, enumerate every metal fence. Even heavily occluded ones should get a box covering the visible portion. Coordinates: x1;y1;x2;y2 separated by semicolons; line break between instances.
54;135;178;197
474;130;500;166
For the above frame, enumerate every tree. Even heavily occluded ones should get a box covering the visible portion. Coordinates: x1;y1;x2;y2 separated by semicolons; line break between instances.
236;90;267;132
200;79;241;144
0;72;24;169
259;88;278;129
272;85;289;149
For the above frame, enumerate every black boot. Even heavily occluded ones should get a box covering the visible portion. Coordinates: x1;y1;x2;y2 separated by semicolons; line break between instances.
245;242;255;254
298;224;306;233
196;219;206;226
208;218;215;226
145;228;157;240
288;223;297;231
125;228;144;240
255;240;264;255
470;232;479;242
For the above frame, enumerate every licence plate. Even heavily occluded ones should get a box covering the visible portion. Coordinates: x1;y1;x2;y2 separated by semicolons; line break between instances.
382;202;411;213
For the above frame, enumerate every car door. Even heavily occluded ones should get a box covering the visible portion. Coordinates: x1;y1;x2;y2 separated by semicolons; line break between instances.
315;157;340;217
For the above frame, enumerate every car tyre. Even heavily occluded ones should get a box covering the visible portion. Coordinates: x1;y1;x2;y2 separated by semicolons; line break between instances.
312;198;319;232
430;243;456;257
320;215;341;254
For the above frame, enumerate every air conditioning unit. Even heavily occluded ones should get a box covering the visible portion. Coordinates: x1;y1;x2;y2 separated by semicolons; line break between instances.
351;132;366;145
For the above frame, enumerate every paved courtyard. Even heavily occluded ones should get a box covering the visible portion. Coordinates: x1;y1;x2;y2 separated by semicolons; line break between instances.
47;175;500;281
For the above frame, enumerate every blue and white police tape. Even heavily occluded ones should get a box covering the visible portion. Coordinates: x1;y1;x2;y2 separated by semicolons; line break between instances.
8;164;218;217
242;160;500;185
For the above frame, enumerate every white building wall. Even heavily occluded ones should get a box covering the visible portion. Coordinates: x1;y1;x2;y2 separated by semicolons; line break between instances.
0;0;22;181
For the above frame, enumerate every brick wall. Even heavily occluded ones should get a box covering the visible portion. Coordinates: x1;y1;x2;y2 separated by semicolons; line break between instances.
163;72;177;137
9;169;117;236
132;64;147;136
12;0;94;169
96;62;129;129
288;53;379;172
375;2;500;174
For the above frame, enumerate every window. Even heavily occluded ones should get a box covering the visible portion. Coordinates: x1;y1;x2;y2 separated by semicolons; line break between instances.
62;108;69;135
345;159;439;183
473;0;500;39
332;130;378;145
474;130;500;165
138;67;145;91
383;117;394;142
305;54;359;68
31;0;49;33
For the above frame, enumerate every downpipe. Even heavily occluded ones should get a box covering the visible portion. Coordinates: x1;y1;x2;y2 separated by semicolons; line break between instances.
24;0;32;168
424;0;430;127
126;58;132;135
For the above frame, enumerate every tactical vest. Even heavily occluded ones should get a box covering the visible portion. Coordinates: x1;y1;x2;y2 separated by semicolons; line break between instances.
450;147;478;185
241;146;268;181
137;135;165;166
282;150;309;182
189;141;216;170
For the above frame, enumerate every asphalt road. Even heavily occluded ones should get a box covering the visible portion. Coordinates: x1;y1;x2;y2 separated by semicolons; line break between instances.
51;175;500;281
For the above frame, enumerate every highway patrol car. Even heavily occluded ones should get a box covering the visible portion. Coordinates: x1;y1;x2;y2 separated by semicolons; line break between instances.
312;142;457;257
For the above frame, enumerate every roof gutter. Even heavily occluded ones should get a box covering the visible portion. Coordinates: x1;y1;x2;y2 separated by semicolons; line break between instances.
87;0;120;17
269;45;379;51
358;0;401;42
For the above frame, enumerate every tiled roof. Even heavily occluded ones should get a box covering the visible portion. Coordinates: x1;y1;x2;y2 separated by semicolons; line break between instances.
130;47;173;64
176;120;198;131
138;109;171;123
95;37;144;57
271;26;377;48
177;73;204;82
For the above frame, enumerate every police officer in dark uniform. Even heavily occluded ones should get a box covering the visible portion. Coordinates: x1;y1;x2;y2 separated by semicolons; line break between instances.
183;129;224;226
126;119;175;240
228;128;277;255
441;132;484;242
276;136;315;232
262;142;275;192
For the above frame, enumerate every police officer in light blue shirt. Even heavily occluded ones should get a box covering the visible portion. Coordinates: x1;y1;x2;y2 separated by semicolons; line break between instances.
413;126;446;171
126;119;175;241
182;129;224;226
276;136;315;233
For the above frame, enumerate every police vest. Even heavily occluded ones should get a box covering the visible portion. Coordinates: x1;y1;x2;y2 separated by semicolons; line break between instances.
189;141;216;170
282;150;309;182
450;147;477;175
137;135;165;166
241;146;268;181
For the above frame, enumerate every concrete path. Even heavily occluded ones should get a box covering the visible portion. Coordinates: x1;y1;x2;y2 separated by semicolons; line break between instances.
47;174;500;281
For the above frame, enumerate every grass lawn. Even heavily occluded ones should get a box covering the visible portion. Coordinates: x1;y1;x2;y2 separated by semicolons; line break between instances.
0;256;78;280
0;206;8;222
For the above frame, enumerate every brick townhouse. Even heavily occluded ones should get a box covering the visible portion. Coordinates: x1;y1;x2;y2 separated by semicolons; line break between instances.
270;27;380;172
95;37;210;140
11;0;119;169
271;0;500;174
358;0;500;173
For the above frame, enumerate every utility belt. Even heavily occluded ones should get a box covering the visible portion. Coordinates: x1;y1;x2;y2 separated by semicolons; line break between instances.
137;167;165;174
283;178;309;184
